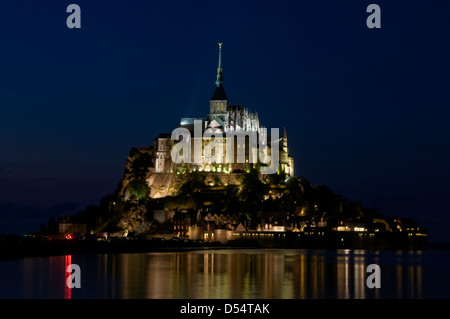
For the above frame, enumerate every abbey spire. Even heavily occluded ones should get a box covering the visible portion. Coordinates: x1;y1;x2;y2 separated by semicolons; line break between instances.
211;43;228;102
210;43;228;121
215;42;223;87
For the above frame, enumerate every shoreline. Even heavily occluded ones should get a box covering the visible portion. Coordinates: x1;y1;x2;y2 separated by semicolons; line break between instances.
0;234;434;260
0;237;259;260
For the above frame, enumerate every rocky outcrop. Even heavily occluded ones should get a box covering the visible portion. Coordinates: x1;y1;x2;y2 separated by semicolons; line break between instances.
116;204;155;236
117;146;154;200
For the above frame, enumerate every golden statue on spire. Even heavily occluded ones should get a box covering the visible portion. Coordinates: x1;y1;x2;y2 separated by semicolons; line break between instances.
218;43;222;49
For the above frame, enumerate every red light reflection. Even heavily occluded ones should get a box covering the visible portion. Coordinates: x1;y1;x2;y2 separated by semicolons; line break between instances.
64;255;72;299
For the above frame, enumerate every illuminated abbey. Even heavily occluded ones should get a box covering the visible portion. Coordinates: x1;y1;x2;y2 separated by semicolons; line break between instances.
152;43;294;177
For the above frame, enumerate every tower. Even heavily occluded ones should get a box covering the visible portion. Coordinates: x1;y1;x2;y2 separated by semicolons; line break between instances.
209;43;229;127
215;42;224;88
282;127;288;154
154;133;171;173
280;127;294;177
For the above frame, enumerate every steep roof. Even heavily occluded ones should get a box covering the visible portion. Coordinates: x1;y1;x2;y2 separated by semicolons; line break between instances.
211;85;228;101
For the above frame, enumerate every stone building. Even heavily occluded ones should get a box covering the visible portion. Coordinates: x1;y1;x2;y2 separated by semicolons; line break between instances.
58;215;87;236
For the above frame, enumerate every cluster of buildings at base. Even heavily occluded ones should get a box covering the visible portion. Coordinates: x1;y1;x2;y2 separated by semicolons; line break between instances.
168;210;427;245
50;207;427;247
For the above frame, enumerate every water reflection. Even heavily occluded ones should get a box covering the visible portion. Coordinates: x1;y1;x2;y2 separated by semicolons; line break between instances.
6;249;441;298
86;249;425;299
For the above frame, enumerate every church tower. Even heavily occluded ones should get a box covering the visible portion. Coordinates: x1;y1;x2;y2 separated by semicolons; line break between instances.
280;127;294;177
209;43;229;127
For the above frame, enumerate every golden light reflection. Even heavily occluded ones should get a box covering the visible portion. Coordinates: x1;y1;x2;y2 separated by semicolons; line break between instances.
74;250;426;299
353;255;366;299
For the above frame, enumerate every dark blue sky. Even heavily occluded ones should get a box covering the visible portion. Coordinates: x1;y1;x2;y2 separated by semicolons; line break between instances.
1;1;449;242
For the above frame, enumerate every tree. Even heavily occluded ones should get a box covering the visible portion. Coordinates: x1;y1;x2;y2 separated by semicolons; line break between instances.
313;185;337;213
269;169;287;185
285;177;303;203
179;171;205;194
130;150;153;179
239;168;268;222
47;217;58;234
127;179;150;201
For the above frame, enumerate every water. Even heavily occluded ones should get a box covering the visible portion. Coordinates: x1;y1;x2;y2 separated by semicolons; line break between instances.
1;248;449;299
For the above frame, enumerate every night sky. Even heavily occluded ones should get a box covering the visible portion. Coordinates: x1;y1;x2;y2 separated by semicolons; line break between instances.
0;1;449;242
